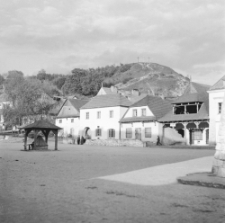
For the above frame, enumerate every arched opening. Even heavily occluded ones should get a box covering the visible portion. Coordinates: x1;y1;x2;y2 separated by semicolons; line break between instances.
83;127;91;139
199;122;209;129
186;122;196;129
177;129;185;137
175;123;185;137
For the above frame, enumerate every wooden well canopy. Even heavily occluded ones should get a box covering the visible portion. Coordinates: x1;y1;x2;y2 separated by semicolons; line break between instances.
20;119;62;151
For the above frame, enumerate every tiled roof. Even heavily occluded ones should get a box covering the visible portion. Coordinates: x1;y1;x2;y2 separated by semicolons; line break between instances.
55;98;89;117
159;101;209;122
68;99;89;111
21;119;62;130
102;87;116;94
127;94;147;103
173;82;210;104
81;94;131;109
120;95;172;123
131;95;172;119
209;75;225;91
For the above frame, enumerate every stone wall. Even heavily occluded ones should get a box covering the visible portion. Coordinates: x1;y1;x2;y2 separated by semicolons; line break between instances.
85;139;144;147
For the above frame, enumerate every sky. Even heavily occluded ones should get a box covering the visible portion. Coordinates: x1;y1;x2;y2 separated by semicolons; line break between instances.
0;0;224;85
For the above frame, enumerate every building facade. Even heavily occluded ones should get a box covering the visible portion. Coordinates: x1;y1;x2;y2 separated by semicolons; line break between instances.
120;95;172;143
159;82;210;145
55;98;89;137
208;75;225;145
79;94;131;140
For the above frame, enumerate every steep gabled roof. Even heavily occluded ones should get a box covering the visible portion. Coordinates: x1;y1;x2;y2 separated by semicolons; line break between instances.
56;98;89;118
68;99;89;111
159;82;210;122
159;103;209;122
81;94;131;109
173;82;210;104
208;75;225;91
120;95;172;123
102;87;116;94
132;95;172;119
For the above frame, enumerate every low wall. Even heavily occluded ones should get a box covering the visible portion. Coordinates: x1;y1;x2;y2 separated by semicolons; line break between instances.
85;139;144;147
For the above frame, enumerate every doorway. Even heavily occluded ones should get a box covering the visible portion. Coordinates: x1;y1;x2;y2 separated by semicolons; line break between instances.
135;128;141;140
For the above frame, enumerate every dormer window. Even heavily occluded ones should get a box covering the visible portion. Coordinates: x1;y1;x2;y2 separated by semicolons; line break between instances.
142;108;146;116
173;102;202;115
133;109;137;117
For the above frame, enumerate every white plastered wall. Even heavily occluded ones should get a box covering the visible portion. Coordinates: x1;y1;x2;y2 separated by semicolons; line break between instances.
121;121;162;143
55;117;80;137
208;89;225;145
79;106;128;139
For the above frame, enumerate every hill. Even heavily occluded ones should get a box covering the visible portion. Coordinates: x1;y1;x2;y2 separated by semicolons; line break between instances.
106;62;190;98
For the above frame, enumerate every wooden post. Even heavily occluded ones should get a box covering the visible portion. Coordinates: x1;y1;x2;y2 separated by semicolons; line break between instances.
45;130;50;144
24;130;28;150
55;130;58;150
33;129;38;150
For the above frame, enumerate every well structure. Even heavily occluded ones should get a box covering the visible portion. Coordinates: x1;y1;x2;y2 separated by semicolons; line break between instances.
20;119;61;151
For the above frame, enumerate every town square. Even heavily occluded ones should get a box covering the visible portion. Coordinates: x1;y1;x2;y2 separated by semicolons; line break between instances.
0;0;225;222
1;140;224;223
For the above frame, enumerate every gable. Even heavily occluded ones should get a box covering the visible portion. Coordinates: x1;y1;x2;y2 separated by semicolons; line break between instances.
209;75;225;91
57;105;79;118
124;106;154;118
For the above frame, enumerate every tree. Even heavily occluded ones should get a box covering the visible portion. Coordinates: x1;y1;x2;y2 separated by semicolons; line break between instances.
4;71;25;106
37;69;47;81
0;74;5;86
53;76;66;89
3;78;56;126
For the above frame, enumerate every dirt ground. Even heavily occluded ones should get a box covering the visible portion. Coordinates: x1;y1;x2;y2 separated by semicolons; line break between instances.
0;141;224;223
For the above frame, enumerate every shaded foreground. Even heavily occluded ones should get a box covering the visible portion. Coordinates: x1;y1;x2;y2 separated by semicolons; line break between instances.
0;141;224;223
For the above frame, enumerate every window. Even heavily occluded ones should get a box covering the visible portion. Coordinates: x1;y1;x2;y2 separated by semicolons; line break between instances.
86;112;89;119
145;128;151;138
97;111;101;119
59;119;62;123
192;130;203;140
142;108;146;116
108;129;115;138
71;119;74;123
95;128;102;136
109;110;114;118
126;128;132;138
219;102;222;114
133;109;137;117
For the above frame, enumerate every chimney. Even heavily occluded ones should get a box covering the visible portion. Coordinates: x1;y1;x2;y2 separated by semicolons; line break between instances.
110;86;118;93
132;89;140;96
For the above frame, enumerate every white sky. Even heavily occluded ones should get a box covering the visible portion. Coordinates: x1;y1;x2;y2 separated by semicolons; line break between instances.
0;0;224;85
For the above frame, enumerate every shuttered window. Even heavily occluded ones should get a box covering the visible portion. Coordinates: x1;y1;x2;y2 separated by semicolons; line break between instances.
108;129;115;138
145;128;151;138
126;128;132;138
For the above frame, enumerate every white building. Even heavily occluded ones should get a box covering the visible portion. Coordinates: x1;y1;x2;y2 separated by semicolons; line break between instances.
55;98;89;137
208;75;225;145
159;82;210;145
120;95;172;143
79;94;131;139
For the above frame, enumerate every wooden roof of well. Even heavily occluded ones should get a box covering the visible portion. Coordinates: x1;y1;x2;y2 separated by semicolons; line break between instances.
21;119;61;130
